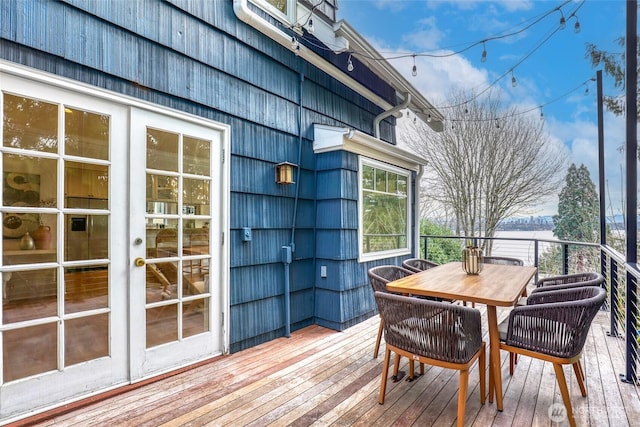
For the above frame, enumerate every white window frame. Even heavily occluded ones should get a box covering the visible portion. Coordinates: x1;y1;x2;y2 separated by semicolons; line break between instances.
358;157;412;262
251;0;297;24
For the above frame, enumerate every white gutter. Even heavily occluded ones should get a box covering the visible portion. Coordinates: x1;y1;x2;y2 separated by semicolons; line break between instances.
373;93;410;139
233;0;396;112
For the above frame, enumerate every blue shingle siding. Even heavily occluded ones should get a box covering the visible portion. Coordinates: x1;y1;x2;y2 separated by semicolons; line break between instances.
0;0;404;352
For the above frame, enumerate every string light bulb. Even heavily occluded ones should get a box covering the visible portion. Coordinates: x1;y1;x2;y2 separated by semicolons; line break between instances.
427;113;432;123
308;18;314;34
511;71;517;88
347;54;354;72
559;11;566;29
495;119;500;129
291;36;299;51
412;55;417;77
481;42;487;63
573;18;581;33
540;109;544;120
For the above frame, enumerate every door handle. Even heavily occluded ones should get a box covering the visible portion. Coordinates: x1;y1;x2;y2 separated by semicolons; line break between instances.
134;257;145;267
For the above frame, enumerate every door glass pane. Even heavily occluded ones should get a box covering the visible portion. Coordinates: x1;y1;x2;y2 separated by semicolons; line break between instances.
64;214;108;261
147;174;178;213
3;93;58;153
64;107;110;160
147;128;178;172
65;313;109;366
146;304;178;347
3;154;57;207
65;162;109;204
2;268;57;322
3;323;57;382
146;261;178;303
183;136;210;176
183;298;209;338
65;266;109;313
183;178;210;215
146;219;178;259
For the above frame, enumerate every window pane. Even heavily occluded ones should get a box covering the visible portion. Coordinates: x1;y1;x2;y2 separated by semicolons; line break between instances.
183;136;210;176
3;323;57;382
388;173;398;193
3;93;58;153
65;266;109;313
362;165;374;190
374;169;386;192
147;128;178;172
147;304;178;348
65;313;109;366
147;174;178;214
183;178;210;216
266;0;287;14
2;268;57;322
64;107;109;160
361;163;409;255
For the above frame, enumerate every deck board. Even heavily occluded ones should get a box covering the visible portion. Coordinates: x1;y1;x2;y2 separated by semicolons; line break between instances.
23;310;640;427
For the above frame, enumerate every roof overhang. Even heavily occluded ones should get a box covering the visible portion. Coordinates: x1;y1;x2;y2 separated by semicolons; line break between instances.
313;124;427;171
234;0;444;133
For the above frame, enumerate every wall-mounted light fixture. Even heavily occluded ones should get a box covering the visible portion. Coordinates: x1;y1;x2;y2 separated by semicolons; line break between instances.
275;162;297;184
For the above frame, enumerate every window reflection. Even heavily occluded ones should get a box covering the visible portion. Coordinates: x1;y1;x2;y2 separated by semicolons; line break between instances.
3;93;58;153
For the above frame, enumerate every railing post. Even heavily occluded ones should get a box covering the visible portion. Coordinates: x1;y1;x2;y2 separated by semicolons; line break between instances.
622;269;638;384
423;235;428;259
562;243;569;275
609;258;620;338
533;240;539;283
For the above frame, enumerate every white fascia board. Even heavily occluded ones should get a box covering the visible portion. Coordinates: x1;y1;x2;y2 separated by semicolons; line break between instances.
313;124;426;172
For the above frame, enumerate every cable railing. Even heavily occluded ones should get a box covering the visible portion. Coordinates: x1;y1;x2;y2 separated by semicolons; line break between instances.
420;234;639;385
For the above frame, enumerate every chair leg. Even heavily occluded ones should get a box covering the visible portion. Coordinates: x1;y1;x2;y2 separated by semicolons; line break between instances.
573;361;587;397
479;342;486;405
379;349;392;404
553;363;576;427
457;369;469;427
393;352;401;378
509;353;514;375
374;319;383;358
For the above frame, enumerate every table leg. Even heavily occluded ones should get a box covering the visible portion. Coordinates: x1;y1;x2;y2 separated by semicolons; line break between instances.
487;305;503;411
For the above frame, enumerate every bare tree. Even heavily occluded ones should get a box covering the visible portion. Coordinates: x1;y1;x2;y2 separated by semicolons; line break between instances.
400;90;566;254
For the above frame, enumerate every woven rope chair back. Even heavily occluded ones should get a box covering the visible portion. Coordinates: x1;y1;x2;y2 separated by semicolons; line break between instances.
483;256;524;266
367;265;414;294
402;258;439;273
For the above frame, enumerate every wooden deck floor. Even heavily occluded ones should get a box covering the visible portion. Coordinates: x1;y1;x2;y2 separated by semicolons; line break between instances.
27;307;640;427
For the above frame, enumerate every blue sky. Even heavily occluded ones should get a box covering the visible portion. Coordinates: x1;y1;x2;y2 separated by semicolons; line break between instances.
337;0;628;216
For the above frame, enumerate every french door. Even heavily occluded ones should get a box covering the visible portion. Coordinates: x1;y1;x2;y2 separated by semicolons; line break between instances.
0;69;227;422
0;75;129;420
129;108;224;378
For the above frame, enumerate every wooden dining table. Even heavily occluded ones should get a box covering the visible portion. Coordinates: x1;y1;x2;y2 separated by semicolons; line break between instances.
386;261;537;411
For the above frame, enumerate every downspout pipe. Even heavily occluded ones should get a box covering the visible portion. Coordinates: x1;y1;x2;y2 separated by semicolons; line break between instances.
373;93;411;140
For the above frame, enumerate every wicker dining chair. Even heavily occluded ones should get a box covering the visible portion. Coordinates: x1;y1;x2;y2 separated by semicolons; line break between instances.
401;258;439;273
483;256;524;266
374;291;486;427
531;271;605;293
367;265;415;359
498;286;606;427
510;272;604;372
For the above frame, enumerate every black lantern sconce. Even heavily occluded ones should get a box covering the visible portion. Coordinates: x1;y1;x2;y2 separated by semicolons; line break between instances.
275;162;297;184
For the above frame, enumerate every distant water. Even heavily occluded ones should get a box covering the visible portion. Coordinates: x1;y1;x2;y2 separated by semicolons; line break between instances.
490;230;557;265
